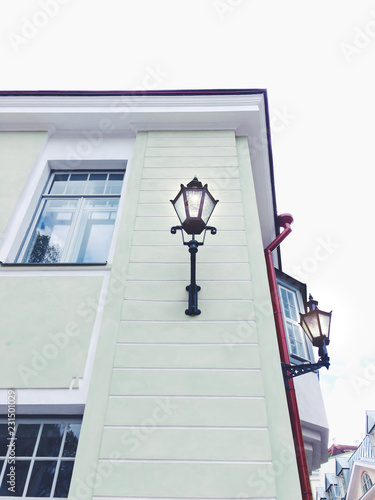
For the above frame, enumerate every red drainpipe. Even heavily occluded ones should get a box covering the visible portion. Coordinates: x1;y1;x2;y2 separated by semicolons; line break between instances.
264;213;313;499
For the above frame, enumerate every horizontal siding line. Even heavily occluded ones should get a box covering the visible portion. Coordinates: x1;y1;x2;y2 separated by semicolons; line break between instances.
134;215;244;218
116;342;257;346
119;319;255;323
144;154;238;157
94;497;277;500
139;188;242;192
129;245;247;248
126;261;248;265
108;395;265;400
118;319;255;324
145;144;236;147
121;279;251;283
112;368;260;372
122;280;251;283
136;202;242;205
142;168;240;172
93;497;276;500
128;262;249;265
98;459;273;465
137;201;242;205
139;178;242;182
103;425;268;431
137;211;241;215
122;299;253;303
142;174;240;179
145;154;237;158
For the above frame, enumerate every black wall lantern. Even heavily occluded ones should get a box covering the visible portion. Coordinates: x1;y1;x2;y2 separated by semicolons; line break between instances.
282;295;332;384
170;177;218;316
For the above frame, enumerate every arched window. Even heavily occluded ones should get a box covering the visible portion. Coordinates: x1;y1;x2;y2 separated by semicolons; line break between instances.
362;471;373;494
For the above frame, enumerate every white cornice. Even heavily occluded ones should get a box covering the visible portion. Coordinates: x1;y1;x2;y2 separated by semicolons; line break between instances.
0;93;263;135
0;93;264;109
0;90;278;250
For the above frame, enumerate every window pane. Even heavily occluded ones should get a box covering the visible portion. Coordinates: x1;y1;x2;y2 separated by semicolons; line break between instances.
287;291;298;321
62;424;81;458
105;173;124;194
287;323;298;355
0;460;30;496
293;325;305;357
65;174;88;194
26;460;56;497
86;174;107;195
37;424;64;457
23;200;78;263
73;199;119;263
283;301;291;319
54;461;74;497
15;424;40;456
0;425;8;457
49;174;69;195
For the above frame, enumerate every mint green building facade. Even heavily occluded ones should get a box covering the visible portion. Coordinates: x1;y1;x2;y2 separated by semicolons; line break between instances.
0;91;327;499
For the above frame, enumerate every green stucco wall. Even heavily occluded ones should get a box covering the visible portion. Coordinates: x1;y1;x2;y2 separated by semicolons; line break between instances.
0;131;47;237
0;131;103;389
69;131;300;499
0;275;103;388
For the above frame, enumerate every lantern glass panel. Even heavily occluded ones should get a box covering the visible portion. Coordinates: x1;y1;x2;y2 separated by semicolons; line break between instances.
186;190;202;218
201;194;216;224
301;312;320;342
173;191;186;225
318;311;331;342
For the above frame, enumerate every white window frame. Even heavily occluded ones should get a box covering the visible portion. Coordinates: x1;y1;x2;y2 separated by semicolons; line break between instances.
337;471;346;496
0;417;81;498
362;471;373;494
16;170;125;265
278;283;311;362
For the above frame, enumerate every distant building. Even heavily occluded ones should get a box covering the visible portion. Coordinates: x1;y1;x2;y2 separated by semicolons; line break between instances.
316;411;375;499
328;443;357;458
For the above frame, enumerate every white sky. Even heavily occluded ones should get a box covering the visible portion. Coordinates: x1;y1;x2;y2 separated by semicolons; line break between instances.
1;0;375;446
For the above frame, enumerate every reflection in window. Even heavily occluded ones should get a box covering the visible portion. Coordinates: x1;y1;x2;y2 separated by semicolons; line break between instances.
19;171;124;264
0;420;81;498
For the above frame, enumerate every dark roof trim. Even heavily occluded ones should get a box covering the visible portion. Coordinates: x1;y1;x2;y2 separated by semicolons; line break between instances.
0;88;267;97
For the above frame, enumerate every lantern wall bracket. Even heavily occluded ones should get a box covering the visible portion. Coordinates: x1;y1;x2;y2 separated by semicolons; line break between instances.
281;340;330;389
170;225;217;316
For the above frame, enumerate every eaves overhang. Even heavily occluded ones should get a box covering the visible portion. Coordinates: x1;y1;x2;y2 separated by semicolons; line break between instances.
0;88;279;251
